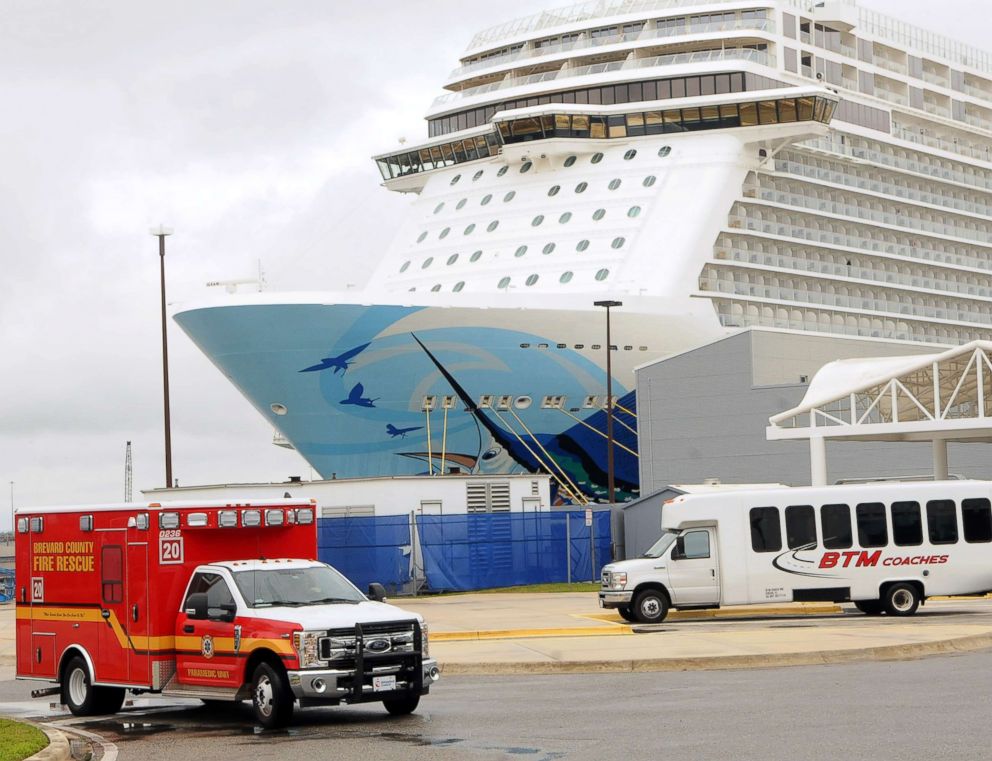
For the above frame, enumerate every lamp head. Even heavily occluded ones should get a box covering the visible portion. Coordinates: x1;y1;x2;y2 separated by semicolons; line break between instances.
594;300;622;308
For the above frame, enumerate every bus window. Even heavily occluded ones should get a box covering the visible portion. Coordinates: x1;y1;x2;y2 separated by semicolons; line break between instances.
927;500;958;544
785;505;816;549
750;507;782;553
891;501;922;546
821;504;852;549
962;498;992;543
856;502;887;547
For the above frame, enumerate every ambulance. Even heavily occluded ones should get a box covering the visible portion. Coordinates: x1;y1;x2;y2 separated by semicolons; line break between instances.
14;500;439;727
600;480;992;623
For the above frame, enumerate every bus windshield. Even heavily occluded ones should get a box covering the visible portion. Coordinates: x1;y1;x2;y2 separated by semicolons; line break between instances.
233;564;365;608
643;530;678;559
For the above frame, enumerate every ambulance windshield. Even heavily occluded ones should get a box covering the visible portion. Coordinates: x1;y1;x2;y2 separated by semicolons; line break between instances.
233;564;365;608
642;530;678;559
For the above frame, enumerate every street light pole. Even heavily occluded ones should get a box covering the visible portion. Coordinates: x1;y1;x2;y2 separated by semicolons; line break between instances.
594;300;622;504
150;225;174;489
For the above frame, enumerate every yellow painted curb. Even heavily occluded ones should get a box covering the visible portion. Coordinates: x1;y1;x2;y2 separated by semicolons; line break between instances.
432;626;633;642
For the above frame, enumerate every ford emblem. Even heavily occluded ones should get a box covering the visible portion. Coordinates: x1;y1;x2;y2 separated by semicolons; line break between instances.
367;638;391;653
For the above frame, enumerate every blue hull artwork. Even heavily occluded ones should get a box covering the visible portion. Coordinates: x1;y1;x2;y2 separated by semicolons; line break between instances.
175;303;639;503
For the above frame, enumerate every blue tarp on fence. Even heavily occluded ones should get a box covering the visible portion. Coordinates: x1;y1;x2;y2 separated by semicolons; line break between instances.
0;568;13;603
318;511;612;593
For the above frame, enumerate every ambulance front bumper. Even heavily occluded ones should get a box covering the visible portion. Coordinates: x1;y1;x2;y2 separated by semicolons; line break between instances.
287;658;440;701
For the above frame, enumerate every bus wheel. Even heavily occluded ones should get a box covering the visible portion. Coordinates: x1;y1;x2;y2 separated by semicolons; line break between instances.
251;662;294;729
853;600;883;616
882;583;921;616
617;606;637;623
62;656;97;716
633;590;669;624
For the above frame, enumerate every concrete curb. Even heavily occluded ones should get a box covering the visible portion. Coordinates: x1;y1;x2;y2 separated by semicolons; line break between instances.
23;722;69;761
436;631;992;675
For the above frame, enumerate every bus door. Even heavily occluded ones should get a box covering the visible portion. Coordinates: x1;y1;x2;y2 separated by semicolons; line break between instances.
669;528;720;605
126;539;151;685
97;530;130;683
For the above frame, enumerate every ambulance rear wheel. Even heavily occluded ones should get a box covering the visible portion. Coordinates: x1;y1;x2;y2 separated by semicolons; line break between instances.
95;687;126;714
617;606;637;623
883;583;921;617
633;590;669;624
251;662;294;729
63;656;98;716
383;693;420;716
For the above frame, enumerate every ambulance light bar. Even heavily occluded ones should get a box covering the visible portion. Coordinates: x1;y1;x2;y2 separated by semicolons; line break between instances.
159;512;180;529
296;508;314;525
16;517;27;533
219;510;238;528
265;509;284;526
242;509;261;527
187;513;208;527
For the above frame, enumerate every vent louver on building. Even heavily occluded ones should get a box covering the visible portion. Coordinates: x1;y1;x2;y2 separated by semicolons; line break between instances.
321;504;376;518
466;480;512;513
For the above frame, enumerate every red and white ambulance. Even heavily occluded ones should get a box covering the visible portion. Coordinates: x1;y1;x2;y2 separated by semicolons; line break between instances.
14;499;439;727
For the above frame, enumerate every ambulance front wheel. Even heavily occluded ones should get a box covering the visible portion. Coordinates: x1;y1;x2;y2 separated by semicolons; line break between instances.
383;693;420;716
251;662;294;729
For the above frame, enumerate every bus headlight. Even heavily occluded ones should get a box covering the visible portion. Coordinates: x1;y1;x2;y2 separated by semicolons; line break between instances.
610;572;627;590
293;631;322;668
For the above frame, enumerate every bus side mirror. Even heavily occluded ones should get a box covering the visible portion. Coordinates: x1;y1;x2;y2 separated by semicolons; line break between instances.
368;583;387;602
671;537;686;561
185;593;208;620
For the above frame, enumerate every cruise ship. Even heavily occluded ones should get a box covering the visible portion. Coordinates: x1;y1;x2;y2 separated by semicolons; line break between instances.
175;0;992;504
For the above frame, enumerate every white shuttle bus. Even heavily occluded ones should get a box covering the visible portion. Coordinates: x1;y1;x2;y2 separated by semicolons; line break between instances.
600;481;992;623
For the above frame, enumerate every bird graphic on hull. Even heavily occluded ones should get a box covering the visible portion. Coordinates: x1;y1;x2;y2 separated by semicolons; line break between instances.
340;382;378;408
386;423;422;439
299;342;371;374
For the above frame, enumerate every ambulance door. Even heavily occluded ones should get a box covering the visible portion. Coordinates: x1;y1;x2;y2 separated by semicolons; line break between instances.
176;571;241;689
97;531;130;683
126;541;151;685
668;528;721;606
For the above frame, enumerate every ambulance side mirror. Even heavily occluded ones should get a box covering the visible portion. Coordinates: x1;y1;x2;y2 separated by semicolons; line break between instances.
185;593;208;620
367;583;387;602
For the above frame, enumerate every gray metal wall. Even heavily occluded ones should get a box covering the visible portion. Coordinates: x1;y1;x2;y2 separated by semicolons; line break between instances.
636;329;992;494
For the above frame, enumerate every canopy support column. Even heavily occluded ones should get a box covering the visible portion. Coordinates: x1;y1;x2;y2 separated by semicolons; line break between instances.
810;436;827;486
933;439;948;481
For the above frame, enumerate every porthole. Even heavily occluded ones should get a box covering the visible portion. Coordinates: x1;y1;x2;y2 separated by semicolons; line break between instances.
560;271;574;283
526;274;539;286
433;202;445;214
456;198;467;210
450;174;461;185
608;178;622;190
559;212;572;224
611;236;626;249
515;396;533;409
624;149;637;161
487;220;499;232
497;165;509;177
575;181;588;193
439;227;451;239
595;268;610;281
591;152;604;164
473;170;484;181
470;250;483;262
453;281;465;292
503;191;516;202
643;175;657;187
576;239;589;252
271;403;288;415
447;253;459;265
498;276;511;289
481;194;492;205
464;223;475;235
543;242;556;254
532;214;545;227
592;208;606;221
548;185;560;197
417;231;428;243
520;161;532;173
564;155;577;167
431;284;442;292
658;146;672;157
515;245;528;257
421;257;434;269
628;206;641;218
400;260;411;273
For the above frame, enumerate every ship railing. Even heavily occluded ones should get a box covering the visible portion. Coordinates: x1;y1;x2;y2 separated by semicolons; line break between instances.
890;124;992;165
713;312;971;346
433;48;772;107
449;17;775;80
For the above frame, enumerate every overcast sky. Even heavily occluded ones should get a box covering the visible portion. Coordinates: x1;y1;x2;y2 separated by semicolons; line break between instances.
0;0;986;524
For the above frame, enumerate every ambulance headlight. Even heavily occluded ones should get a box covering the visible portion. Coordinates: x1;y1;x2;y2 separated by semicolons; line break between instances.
420;623;430;658
293;631;323;668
